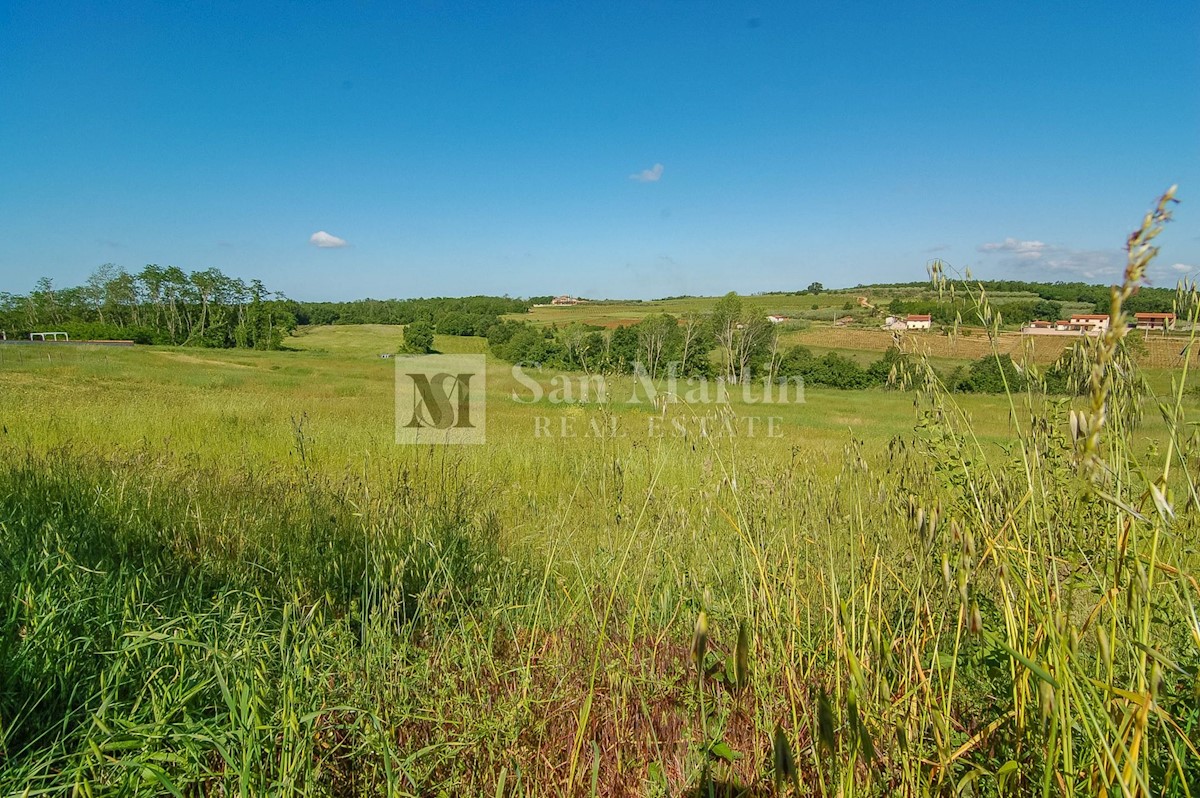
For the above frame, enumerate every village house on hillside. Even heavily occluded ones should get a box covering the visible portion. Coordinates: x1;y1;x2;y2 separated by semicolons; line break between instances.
1023;314;1110;335
1026;312;1178;335
1134;312;1176;331
1058;313;1110;334
551;295;580;306
905;314;932;330
882;314;932;331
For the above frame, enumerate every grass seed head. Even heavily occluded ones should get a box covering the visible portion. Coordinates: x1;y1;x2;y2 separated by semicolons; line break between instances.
772;725;798;793
691;610;708;673
1097;626;1112;673
817;687;837;755
1038;679;1056;722
733;619;750;691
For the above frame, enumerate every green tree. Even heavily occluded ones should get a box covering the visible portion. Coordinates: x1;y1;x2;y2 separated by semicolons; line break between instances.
634;314;681;379
402;321;435;353
711;292;742;379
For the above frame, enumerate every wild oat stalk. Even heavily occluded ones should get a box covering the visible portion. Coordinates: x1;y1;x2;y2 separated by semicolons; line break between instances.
1080;185;1179;473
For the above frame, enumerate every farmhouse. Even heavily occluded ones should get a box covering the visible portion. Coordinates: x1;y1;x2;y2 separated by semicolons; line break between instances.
1023;319;1085;336
1134;312;1176;331
1071;313;1109;333
551;295;580;306
1048;314;1109;335
905;314;932;330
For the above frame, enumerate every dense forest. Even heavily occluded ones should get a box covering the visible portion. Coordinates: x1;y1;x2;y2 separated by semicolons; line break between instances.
0;265;297;349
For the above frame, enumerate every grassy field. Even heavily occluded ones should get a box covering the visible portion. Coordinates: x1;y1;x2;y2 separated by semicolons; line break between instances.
3;267;1200;794
516;291;1102;329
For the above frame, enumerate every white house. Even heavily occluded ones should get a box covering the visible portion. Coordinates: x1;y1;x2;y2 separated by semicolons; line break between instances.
905;314;932;330
1067;313;1109;333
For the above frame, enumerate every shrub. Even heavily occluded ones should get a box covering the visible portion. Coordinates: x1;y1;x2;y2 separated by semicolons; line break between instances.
401;321;435;353
953;353;1027;393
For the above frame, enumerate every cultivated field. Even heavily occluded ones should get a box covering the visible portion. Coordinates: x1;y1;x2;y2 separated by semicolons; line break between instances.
519;295;1197;372
3;273;1200;793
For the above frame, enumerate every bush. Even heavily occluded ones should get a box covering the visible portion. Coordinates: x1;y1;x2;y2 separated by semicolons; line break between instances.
954;354;1027;393
777;346;880;389
402;321;435;353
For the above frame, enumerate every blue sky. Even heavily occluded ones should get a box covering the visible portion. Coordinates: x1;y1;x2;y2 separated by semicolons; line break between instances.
1;1;1197;301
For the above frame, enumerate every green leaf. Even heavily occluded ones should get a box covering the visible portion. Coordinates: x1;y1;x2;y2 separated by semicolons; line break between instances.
995;640;1058;689
708;741;742;763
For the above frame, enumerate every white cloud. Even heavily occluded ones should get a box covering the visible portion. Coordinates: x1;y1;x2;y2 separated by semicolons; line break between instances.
310;230;348;248
978;236;1125;279
978;237;1048;260
1171;262;1194;274
629;163;664;182
1041;249;1124;280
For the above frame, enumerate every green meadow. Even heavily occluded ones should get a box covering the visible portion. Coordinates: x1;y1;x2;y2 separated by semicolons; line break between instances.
3;268;1200;794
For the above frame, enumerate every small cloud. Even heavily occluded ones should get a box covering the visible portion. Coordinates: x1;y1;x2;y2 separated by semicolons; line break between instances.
629;163;664;182
978;237;1047;260
978;236;1124;279
924;244;950;253
1042;249;1124;279
1171;262;1194;274
310;230;348;248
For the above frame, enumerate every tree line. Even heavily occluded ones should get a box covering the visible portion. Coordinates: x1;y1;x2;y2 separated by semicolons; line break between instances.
886;297;1066;326
0;265;296;348
868;279;1178;315
294;296;531;336
481;291;1088;395
485;292;779;382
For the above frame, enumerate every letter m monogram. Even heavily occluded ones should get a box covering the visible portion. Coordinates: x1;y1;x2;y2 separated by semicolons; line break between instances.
395;355;486;444
405;373;474;429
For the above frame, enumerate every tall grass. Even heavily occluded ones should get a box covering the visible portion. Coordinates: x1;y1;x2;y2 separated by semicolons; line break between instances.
1;191;1198;795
